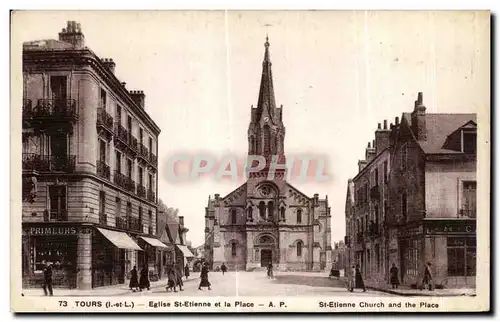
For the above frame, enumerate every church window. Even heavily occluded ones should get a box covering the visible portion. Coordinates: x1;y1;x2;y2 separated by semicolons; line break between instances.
296;241;303;257
250;136;256;154
263;125;271;154
267;201;274;220
259;201;266;219
280;207;285;221
247;207;253;220
231;209;237;224
297;209;302;224
231;242;237;257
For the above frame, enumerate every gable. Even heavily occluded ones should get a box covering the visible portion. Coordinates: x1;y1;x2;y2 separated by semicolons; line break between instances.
285;183;311;207
222;183;247;206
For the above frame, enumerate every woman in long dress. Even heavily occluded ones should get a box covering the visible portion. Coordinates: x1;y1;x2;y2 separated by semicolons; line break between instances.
166;267;176;292
175;265;184;291
129;266;139;292
390;263;400;289
350;264;366;292
198;263;212;290
139;266;150;291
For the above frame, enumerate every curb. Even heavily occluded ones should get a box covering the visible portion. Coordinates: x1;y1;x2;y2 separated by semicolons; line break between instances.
366;286;476;297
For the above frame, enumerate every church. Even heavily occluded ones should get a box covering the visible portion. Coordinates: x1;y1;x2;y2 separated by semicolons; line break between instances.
204;37;332;271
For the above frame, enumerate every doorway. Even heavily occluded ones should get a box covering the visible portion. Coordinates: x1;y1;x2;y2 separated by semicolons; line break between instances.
261;249;272;267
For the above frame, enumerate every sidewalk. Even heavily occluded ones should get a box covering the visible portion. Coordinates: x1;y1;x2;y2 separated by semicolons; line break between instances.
22;277;200;297
362;279;476;297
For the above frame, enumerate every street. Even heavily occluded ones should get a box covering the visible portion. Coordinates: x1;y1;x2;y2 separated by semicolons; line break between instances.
125;271;395;297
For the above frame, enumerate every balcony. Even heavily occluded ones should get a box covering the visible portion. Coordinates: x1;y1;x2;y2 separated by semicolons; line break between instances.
116;217;127;230
147;189;156;203
114;123;129;145
96;160;110;180
43;209;68;222
137;185;147;199
137;143;150;163
128;217;142;232
22;99;33;120
113;171;135;193
33;99;78;120
97;108;114;140
459;209;476;219
370;185;380;200
114;123;138;156
150;153;158;168
99;212;107;225
22;153;75;173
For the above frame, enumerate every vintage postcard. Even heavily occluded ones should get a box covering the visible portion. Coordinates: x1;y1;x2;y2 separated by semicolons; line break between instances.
10;10;490;313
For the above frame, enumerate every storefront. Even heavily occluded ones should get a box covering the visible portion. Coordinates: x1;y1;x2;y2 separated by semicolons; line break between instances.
22;224;79;289
397;225;424;285
137;236;171;281
175;244;195;270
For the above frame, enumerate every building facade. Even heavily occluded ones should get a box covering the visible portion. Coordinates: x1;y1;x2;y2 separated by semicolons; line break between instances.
345;92;477;288
204;37;332;272
21;21;164;289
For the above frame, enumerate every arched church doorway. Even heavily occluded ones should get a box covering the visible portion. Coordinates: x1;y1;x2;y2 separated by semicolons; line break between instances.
257;235;276;267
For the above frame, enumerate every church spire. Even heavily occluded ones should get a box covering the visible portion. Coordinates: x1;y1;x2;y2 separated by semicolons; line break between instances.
256;34;276;121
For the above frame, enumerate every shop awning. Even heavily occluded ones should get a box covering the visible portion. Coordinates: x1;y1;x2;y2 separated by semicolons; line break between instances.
140;236;172;249
176;244;195;258
97;228;143;251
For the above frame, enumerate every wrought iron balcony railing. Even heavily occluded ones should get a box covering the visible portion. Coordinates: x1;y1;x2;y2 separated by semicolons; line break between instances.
32;99;78;120
43;209;68;222
459;208;477;219
128;216;142;232
147;189;156;203
113;170;135;193
99;212;107;225
149;152;158;167
137;143;150;161
114;123;129;144
116;216;127;229
22;99;33;119
137;185;147;198
96;160;110;180
97;108;114;132
22;153;75;172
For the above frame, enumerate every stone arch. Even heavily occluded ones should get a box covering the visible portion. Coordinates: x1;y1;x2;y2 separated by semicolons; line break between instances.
255;181;279;198
255;233;276;246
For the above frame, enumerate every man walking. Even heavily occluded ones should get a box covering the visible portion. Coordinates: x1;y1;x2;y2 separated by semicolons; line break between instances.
220;262;227;275
421;262;434;291
42;261;53;296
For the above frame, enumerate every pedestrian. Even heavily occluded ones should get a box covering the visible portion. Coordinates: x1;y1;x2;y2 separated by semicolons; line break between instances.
42;260;53;296
221;262;227;275
198;262;212;290
267;263;274;279
389;263;400;289
184;263;190;280
166;267;176;292
420;262;434;291
175;265;184;292
129;266;140;292
350;264;366;292
139;266;150;291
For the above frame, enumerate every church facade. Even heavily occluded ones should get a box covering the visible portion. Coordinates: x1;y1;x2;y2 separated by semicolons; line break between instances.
204;37;332;272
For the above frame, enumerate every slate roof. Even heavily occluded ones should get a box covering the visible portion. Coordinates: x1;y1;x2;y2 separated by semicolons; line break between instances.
403;113;477;154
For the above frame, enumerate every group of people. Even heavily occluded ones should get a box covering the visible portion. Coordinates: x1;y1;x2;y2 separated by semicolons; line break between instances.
128;266;152;292
129;263;191;293
347;262;435;292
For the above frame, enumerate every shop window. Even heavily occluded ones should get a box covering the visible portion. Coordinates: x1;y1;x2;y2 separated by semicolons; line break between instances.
296;241;303;257
32;237;76;273
231;242;237;257
447;237;476;276
297;209;302;224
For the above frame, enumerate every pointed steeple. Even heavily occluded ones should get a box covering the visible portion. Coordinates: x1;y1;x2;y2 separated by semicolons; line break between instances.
256;35;276;121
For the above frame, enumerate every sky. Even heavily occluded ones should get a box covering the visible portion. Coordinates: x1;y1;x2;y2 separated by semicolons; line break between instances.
12;10;489;247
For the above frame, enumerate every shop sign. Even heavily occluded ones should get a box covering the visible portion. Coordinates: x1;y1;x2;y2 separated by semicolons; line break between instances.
398;226;422;238
424;221;476;235
27;226;78;235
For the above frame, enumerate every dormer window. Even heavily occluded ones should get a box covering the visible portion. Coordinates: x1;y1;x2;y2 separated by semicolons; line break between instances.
462;130;477;154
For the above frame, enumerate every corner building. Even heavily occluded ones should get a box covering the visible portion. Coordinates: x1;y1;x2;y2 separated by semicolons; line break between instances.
204;38;332;271
21;21;165;289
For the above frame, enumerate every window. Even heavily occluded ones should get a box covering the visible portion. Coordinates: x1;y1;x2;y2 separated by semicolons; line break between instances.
447;237;476;276
99;139;106;162
384;161;388;183
127;159;133;178
374;168;379;187
149;137;153;153
115;151;121;173
267;201;274;220
263;125;271;154
116;197;122;217
250;136;256;154
148;173;153;191
231;209;237;224
139;207;143;224
259;201;266;219
296;241;303;257
126;202;132;220
127;115;132;133
99;88;107;109
401;144;408;171
280;207;285;221
247;207;253;220
462;130;476;154
139;128;144;144
49;185;66;220
116;105;122;124
99;191;105;214
231;242;237;257
297;209;302;224
148;210;153;233
462;181;476;218
401;193;407;222
139;167;144;186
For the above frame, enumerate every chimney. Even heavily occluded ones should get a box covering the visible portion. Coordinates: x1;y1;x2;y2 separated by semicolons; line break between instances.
365;141;376;163
130;90;146;109
313;193;319;206
101;58;116;74
121;82;126;88
178;216;184;226
358;159;367;172
58;20;85;49
375;119;391;154
411;92;427;140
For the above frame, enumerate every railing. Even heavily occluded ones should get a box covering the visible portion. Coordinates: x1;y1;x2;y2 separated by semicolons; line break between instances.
147;189;156;203
128;217;142;232
22;99;33;118
150;153;158;167
22;153;75;172
460;209;476;219
129;135;138;153
97;108;114;131
32;99;78;119
114;123;129;144
113;171;135;193
137;185;147;198
137;143;149;161
96;160;110;180
116;217;127;229
99;212;107;225
44;209;68;222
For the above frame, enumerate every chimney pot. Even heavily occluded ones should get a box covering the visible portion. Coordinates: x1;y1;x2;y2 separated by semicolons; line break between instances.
62;28;66;33
418;92;423;104
367;142;371;148
377;123;381;130
395;117;399;125
121;82;126;87
372;140;375;148
383;120;387;129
